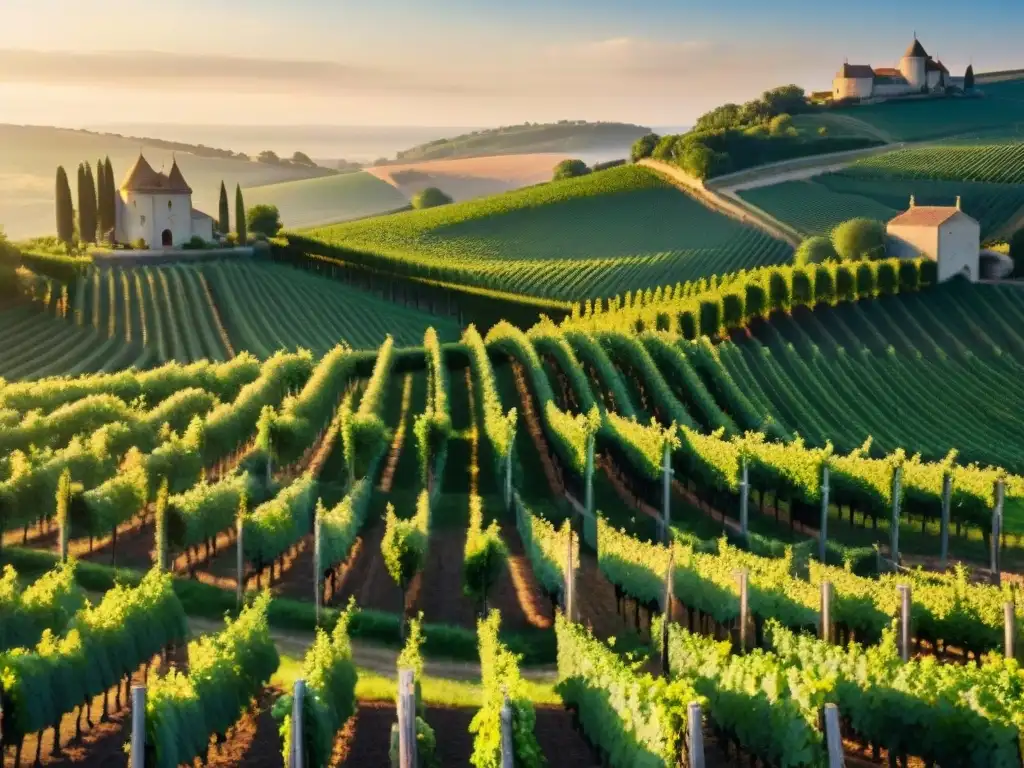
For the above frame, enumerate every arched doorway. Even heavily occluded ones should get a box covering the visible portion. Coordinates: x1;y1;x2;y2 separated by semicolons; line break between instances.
161;229;173;247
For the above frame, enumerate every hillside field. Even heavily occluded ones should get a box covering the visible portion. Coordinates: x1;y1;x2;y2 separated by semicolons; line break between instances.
243;171;410;230
0;124;332;240
302;165;793;301
828;78;1024;141
3;259;459;379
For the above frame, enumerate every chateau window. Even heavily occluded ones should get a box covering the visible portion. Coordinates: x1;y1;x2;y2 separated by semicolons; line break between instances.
168;200;173;210
141;215;146;225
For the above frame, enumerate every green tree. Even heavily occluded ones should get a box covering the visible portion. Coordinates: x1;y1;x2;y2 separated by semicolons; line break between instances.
218;181;230;235
291;151;315;166
246;204;282;237
552;159;590;181
79;162;98;243
257;150;280;164
95;159;107;236
102;157;116;239
55;166;74;245
964;65;975;91
1009;228;1024;277
831;218;887;261
630;133;661;162
235;184;247;243
768;113;793;136
411;187;453;210
794;236;840;266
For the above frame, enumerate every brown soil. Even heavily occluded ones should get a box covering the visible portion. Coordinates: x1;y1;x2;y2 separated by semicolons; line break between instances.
575;551;629;642
200;688;285;768
495;521;554;631
331;522;404;615
418;527;476;627
533;706;599;767
336;701;475;768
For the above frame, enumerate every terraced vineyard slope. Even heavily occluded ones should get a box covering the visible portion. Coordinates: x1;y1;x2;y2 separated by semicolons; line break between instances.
299;165;793;300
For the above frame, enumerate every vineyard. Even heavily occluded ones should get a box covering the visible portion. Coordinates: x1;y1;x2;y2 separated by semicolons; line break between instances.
738;170;1024;239
847;139;1024;184
299;165;793;300
3;250;1024;765
5;260;458;379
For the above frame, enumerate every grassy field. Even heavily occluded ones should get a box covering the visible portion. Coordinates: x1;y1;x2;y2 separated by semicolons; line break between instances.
0;124;331;240
705;280;1024;472
302;165;793;300
243;171;409;230
738;171;1024;239
828;79;1024;142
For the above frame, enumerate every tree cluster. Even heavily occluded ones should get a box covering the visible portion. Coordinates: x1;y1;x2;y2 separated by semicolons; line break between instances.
552;159;590;181
411;187;453;210
793;220;888;266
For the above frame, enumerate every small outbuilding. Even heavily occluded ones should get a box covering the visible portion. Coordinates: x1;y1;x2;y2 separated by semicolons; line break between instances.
886;197;980;282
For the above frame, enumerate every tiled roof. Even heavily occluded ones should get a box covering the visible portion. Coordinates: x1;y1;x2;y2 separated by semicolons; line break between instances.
927;58;949;74
888;206;962;227
841;64;875;79
873;67;902;77
120;154;192;194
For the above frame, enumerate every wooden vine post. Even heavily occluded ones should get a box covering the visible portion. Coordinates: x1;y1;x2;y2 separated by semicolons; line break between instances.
236;514;245;609
131;685;146;768
739;458;750;542
398;669;417;768
737;569;750;654
313;504;323;625
820;580;833;644
662;439;674;543
289;679;305;768
686;702;706;768
584;432;595;519
565;526;576;623
500;694;514;768
1005;602;1016;660
504;426;515;512
661;553;675;677
889;466;903;566
992;478;1005;585
939;471;953;570
898;584;912;662
818;466;830;563
57;468;72;564
823;704;845;767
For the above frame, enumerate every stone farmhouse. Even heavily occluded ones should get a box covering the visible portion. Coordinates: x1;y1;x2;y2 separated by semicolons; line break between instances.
886;197;980;282
116;154;215;248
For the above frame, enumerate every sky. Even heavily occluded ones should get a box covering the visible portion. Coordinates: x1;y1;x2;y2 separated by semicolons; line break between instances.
1;0;1022;130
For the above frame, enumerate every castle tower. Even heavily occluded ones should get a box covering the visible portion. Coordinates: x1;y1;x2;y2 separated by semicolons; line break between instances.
900;36;928;90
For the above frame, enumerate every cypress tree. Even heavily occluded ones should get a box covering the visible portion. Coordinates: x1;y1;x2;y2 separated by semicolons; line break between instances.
76;164;86;241
96;159;108;237
55;166;74;245
235;184;247;243
81;162;98;243
965;65;975;91
104;157;116;238
218;181;230;235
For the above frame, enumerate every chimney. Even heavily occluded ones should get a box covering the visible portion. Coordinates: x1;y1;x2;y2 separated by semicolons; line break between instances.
955;195;962;210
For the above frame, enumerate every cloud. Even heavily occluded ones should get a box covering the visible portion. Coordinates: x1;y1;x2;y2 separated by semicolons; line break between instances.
544;37;717;78
0;49;473;95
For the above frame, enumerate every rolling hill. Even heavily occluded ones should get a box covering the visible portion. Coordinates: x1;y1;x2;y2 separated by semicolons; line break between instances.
828;78;1024;142
390;120;649;163
0;124;333;240
299;165;793;301
244;171;409;230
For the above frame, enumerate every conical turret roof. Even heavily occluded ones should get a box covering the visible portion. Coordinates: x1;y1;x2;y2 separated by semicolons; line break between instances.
904;38;928;58
166;160;192;193
120;153;192;194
